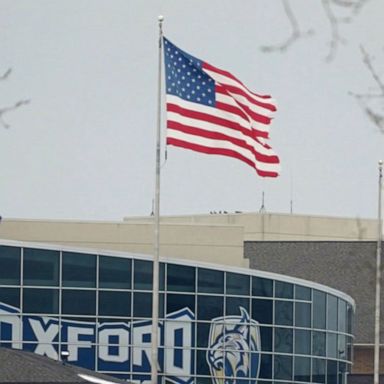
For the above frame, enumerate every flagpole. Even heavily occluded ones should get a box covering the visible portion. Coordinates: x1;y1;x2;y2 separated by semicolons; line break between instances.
151;15;163;384
374;159;383;384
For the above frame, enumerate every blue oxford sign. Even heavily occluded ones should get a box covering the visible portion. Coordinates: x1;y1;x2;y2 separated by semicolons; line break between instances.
0;302;260;384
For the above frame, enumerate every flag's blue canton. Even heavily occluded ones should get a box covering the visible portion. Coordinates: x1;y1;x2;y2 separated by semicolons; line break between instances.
164;38;215;107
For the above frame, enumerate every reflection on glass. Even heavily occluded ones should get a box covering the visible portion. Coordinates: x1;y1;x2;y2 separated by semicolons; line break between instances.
295;302;311;328
99;256;131;289
275;301;293;325
327;294;338;331
62;252;96;288
274;355;292;380
197;295;223;320
274;328;293;353
252;277;273;297
295;285;311;300
312;358;326;383
347;303;353;334
23;288;58;314
259;354;272;379
0;287;20;308
98;291;131;317
226;296;249;315
295;329;311;355
167;294;195;314
167;264;195;292
226;272;249;295
260;326;272;352
313;331;326;356
133;260;152;290
313;290;326;329
327;332;337;358
24;248;59;286
62;289;96;315
275;281;293;298
133;292;152;317
294;356;310;382
198;268;224;294
0;246;20;285
338;334;347;360
252;299;273;324
338;299;346;333
327;359;338;384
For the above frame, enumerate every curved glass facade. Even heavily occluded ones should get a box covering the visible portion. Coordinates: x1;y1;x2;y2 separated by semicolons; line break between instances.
0;242;354;384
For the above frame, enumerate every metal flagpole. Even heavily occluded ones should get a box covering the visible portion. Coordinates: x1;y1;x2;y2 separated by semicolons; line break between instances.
374;159;383;384
151;15;164;384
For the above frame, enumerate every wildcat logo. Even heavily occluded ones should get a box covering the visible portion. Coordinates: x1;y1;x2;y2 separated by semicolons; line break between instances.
206;307;261;384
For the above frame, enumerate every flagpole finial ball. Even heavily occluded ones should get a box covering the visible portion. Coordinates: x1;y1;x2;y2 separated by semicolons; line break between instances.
379;160;383;168
158;15;164;22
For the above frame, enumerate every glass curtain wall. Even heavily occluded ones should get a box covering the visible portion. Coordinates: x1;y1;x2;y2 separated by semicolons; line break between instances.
0;244;354;384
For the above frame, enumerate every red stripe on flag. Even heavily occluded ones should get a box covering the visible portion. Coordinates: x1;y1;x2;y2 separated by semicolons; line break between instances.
167;121;280;164
166;137;279;178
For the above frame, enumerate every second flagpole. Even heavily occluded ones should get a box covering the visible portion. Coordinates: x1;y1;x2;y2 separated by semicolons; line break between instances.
151;15;164;384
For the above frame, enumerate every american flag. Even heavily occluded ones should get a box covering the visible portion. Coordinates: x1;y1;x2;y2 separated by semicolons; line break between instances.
163;37;281;177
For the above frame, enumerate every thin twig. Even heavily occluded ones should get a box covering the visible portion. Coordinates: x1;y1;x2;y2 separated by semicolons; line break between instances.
260;0;314;53
0;100;30;129
351;47;384;133
0;68;12;81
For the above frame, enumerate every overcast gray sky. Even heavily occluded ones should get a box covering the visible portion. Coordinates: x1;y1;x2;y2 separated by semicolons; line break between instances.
1;0;383;221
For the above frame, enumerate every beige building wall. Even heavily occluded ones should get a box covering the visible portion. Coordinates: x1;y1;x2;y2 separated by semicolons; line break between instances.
0;219;246;267
124;212;379;241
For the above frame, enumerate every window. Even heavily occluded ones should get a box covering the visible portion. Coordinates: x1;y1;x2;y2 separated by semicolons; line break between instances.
23;288;58;314
99;291;131;317
274;355;292;381
197;295;223;320
327;332;337;358
338;299;347;333
23;248;59;286
313;290;326;329
252;299;273;324
99;256;131;289
0;287;20;308
312;358;326;383
62;289;96;315
167;294;195;314
295;285;311;300
294;356;310;382
295;329;311;355
295;302;311;328
198;268;224;294
313;331;326;356
275;328;293;353
133;292;152;317
252;277;273;297
226;272;249;295
0;246;20;285
167;265;195;292
327;294;338;331
275;301;293;326
134;260;152;290
275;281;293;299
62;252;96;288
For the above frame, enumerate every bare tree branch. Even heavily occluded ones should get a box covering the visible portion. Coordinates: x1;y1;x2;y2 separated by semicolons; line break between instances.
261;0;370;61
260;0;314;53
322;0;350;62
0;100;30;129
360;46;384;95
351;47;384;133
0;68;12;81
1;68;30;129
